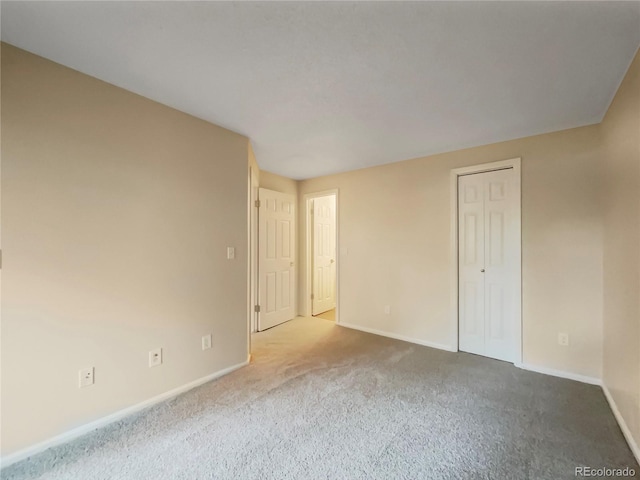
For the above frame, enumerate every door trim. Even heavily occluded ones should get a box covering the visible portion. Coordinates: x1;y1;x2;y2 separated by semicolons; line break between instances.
303;189;340;323
449;158;522;363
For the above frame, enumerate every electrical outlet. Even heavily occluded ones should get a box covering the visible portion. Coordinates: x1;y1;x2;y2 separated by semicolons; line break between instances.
79;367;94;388
227;247;235;260
384;305;391;314
149;348;163;367
558;333;569;346
202;334;212;351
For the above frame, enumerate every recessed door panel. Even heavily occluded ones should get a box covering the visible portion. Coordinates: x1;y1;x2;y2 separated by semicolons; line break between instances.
488;283;504;340
489;212;504;267
462;281;482;336
266;272;276;313
281;270;290;309
464;213;479;265
280;220;291;258
266;219;277;259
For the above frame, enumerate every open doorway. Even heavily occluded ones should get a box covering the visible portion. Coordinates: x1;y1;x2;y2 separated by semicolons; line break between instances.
304;191;339;323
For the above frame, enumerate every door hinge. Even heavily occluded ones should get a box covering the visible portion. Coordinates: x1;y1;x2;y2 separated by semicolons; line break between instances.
254;305;261;313
255;200;261;208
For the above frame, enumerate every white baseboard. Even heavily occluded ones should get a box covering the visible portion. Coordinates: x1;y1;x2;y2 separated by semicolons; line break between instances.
602;383;640;465
1;357;250;469
338;322;456;352
516;362;601;386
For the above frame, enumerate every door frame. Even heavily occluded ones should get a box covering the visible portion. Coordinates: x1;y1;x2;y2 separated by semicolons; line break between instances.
303;189;340;323
449;158;522;363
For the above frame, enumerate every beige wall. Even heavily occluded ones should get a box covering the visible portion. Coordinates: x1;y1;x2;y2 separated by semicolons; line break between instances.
248;142;260;184
601;48;640;453
1;44;250;455
260;170;298;196
299;125;603;379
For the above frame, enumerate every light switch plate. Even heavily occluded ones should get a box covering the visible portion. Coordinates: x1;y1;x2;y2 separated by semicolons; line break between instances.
202;334;212;351
227;247;235;260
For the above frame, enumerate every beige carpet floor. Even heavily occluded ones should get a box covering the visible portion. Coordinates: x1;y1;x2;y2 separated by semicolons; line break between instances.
3;316;638;479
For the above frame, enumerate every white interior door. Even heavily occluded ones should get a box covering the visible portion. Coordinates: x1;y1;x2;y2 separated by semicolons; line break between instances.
250;168;259;333
258;188;296;331
458;168;517;362
312;195;336;315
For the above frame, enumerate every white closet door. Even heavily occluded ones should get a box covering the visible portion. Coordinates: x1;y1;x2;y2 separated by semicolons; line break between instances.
459;168;516;362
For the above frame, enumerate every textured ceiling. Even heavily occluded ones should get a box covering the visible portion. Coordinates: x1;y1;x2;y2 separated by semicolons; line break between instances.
2;1;639;179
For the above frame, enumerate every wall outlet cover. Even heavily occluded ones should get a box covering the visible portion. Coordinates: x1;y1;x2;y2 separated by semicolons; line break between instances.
149;348;163;367
79;367;95;388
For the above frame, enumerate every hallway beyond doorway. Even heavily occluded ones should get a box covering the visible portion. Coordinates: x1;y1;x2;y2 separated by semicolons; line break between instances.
314;309;335;322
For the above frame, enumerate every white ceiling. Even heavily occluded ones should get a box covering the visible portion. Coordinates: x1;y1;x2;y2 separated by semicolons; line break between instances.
2;2;639;179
